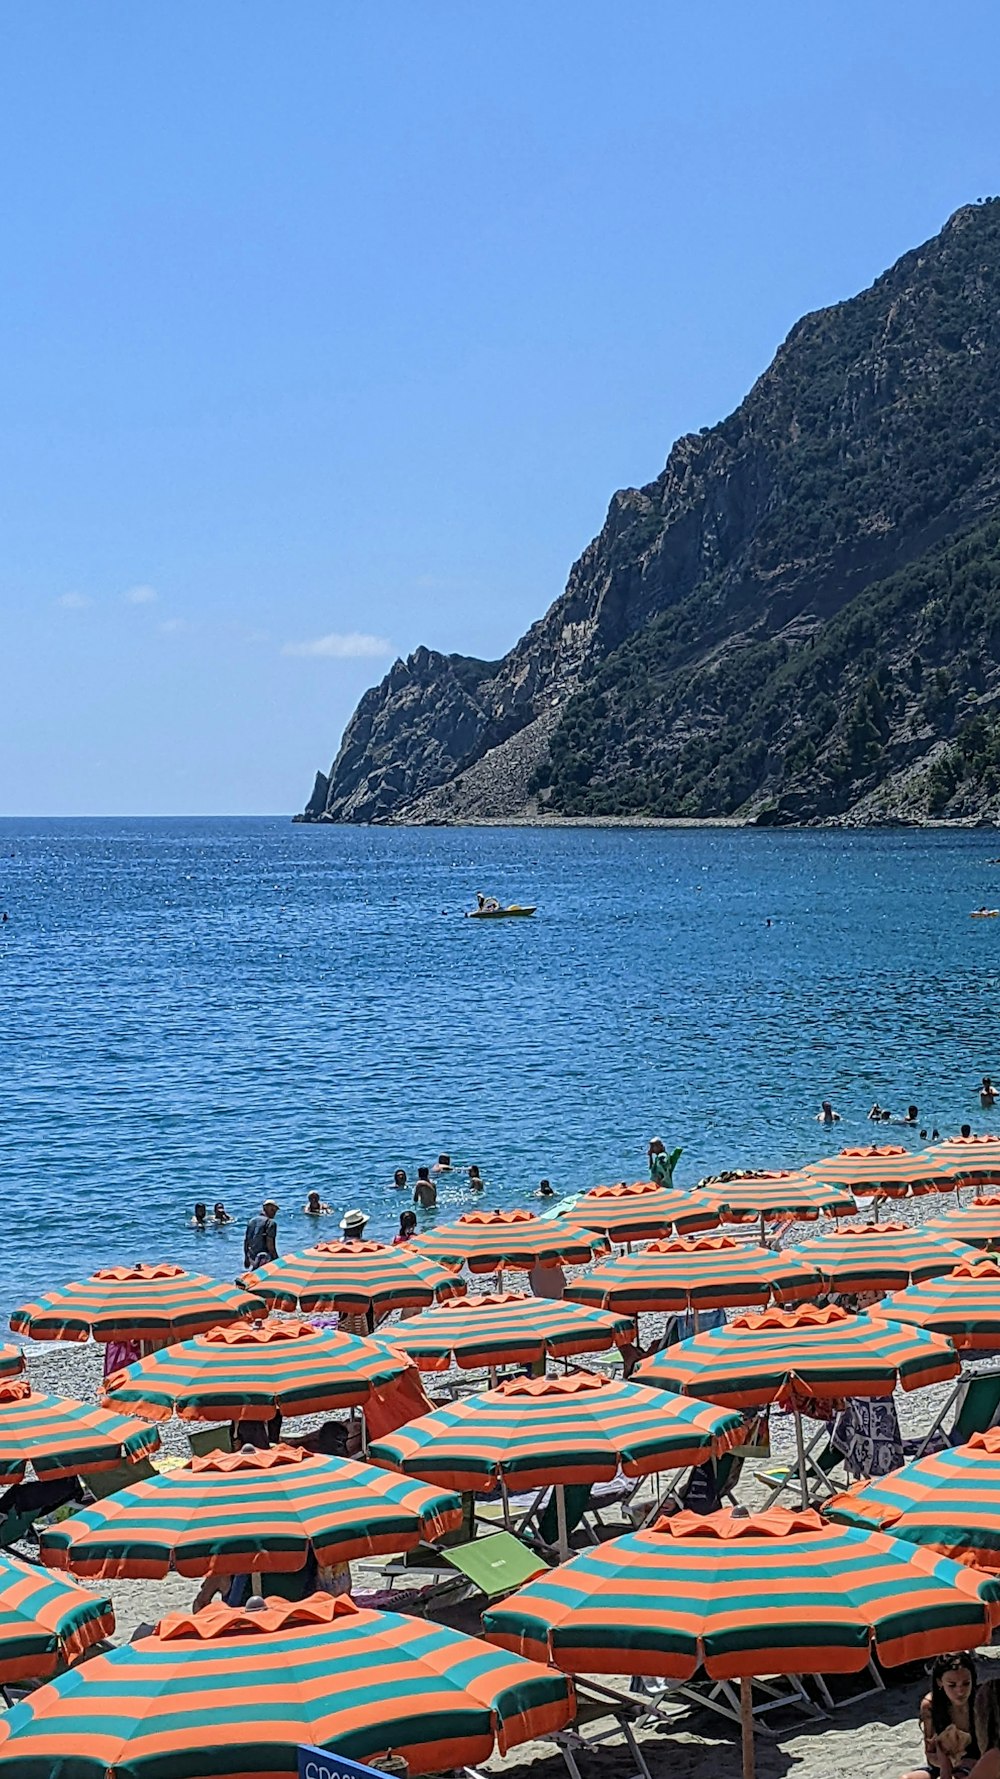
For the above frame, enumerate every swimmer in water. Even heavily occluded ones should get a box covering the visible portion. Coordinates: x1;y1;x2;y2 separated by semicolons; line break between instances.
537;1179;556;1198
413;1167;437;1209
816;1101;841;1126
901;1105;919;1125
961;1123;973;1139
981;1077;997;1110
190;1202;208;1229
467;1164;484;1189
392;1169;408;1189
868;1103;882;1122
432;1154;452;1175
303;1190;332;1215
393;1210;418;1245
212;1202;232;1225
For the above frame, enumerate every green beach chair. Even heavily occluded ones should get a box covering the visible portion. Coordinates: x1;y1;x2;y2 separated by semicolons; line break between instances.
86;1457;157;1500
952;1372;1000;1442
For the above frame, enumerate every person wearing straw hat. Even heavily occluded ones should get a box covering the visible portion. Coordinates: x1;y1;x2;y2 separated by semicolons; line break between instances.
340;1209;369;1241
338;1208;372;1344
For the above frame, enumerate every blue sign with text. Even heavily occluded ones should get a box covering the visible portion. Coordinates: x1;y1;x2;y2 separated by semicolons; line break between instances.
298;1750;391;1779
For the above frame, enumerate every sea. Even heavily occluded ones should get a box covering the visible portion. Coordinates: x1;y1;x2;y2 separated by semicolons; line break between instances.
2;817;1000;1322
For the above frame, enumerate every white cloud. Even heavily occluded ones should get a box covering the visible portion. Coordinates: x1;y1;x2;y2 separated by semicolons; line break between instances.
281;631;390;659
56;591;93;609
158;617;187;635
124;584;158;605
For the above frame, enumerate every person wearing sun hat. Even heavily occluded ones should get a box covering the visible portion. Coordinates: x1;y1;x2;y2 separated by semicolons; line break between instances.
339;1208;369;1241
337;1208;372;1339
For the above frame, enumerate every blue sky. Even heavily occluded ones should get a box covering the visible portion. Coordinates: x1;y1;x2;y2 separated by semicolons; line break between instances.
5;2;1000;814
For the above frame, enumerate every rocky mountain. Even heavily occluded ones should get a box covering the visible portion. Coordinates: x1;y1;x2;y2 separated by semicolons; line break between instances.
299;201;1000;826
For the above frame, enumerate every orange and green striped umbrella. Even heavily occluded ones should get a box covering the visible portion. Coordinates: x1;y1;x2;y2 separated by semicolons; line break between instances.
789;1220;976;1294
482;1506;1000;1680
827;1427;1000;1571
0;1347;24;1382
412;1209;606;1272
875;1257;1000;1348
804;1145;957;1200
100;1316;412;1423
371;1292;633;1373
634;1303;958;1408
928;1134;1000;1189
11;1263;264;1344
567;1181;719;1243
566;1235;823;1315
0;1553;113;1682
692;1171;856;1224
0;1375;160;1482
0;1591;575;1777
926;1195;1000;1249
41;1443;462;1580
245;1239;463;1313
369;1369;744;1492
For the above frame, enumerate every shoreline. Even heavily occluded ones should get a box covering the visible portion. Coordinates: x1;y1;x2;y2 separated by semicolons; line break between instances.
295;812;1000;830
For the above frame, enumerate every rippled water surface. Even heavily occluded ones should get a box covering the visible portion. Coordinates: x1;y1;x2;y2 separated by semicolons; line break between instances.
3;818;1000;1317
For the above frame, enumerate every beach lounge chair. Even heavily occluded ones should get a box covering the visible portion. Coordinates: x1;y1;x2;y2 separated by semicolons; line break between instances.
187;1426;232;1459
546;1684;654;1779
86;1457;157;1500
384;1530;548;1616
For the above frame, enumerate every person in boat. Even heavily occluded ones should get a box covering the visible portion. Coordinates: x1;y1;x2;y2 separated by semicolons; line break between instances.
476;892;501;912
303;1190;332;1215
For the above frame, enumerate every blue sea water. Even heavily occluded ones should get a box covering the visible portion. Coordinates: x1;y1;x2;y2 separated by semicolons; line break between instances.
2;817;1000;1321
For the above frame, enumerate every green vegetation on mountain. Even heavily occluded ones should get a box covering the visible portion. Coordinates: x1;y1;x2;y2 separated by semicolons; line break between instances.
302;200;1000;825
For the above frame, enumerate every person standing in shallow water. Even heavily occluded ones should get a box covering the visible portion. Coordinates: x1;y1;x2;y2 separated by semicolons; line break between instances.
244;1200;279;1269
647;1139;682;1186
413;1167;437;1209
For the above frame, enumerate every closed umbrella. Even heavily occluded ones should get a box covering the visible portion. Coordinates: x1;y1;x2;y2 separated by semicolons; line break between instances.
0;1375;159;1481
0;1591;575;1777
568;1181;719;1244
482;1507;999;1779
789;1221;975;1294
827;1426;1000;1571
0;1553;113;1682
101;1316;413;1423
567;1235;822;1317
245;1239;463;1314
41;1443;462;1580
372;1292;633;1373
412;1209;606;1272
635;1302;959;1506
875;1257;1000;1348
11;1264;264;1344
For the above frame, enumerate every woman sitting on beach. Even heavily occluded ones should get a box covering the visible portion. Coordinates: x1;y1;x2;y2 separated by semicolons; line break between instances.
901;1653;978;1779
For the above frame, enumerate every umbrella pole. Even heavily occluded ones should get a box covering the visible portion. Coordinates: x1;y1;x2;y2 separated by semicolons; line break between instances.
740;1677;756;1779
500;1476;512;1531
555;1484;570;1562
692;1305;701;1335
793;1406;809;1510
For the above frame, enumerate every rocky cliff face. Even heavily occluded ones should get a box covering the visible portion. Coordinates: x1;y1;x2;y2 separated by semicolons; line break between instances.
299;201;1000;825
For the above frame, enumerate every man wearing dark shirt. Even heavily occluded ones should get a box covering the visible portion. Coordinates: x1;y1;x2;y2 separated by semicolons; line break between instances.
244;1199;279;1269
